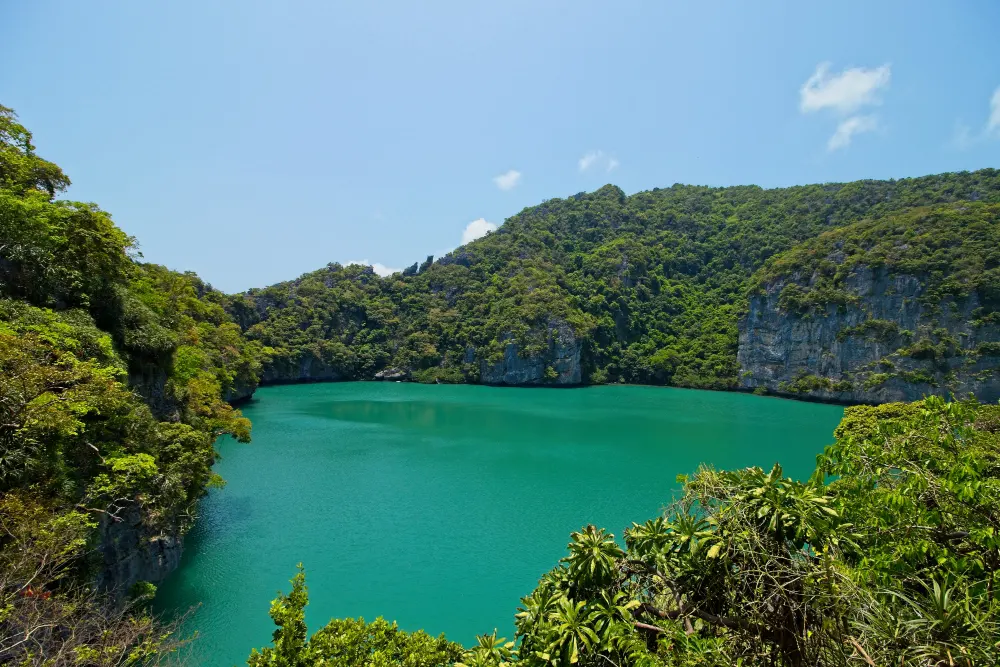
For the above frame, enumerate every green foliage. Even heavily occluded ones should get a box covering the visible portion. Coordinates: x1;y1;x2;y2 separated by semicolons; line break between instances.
247;566;465;666
975;341;1000;356
755;202;1000;314
244;172;1000;390
0;105;70;197
0;191;134;311
0;103;263;663
836;318;900;342
0;494;188;664
862;372;890;390
778;372;852;394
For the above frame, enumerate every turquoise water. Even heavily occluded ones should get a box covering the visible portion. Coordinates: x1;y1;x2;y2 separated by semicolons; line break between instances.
155;383;844;665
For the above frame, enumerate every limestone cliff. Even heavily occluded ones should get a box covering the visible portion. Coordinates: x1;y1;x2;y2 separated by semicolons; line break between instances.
478;320;582;386
261;349;344;384
97;365;253;598
128;366;178;421
223;377;258;403
738;266;1000;403
94;507;182;600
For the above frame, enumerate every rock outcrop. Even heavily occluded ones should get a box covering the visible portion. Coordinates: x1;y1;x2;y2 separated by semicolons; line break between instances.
261;350;344;384
738;266;1000;403
94;507;182;600
479;320;582;386
223;378;257;403
374;367;410;381
128;366;179;421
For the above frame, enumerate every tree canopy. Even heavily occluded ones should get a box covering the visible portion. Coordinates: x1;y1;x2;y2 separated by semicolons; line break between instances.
0;104;264;664
239;171;1000;390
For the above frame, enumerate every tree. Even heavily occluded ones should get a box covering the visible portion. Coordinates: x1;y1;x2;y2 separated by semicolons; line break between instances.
0;105;70;197
0;103;261;665
0;494;186;665
247;567;465;667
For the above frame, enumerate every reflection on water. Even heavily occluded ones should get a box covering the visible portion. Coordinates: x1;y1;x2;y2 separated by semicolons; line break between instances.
156;382;844;667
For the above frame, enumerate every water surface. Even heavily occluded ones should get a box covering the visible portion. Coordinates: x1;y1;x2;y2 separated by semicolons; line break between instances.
156;383;844;665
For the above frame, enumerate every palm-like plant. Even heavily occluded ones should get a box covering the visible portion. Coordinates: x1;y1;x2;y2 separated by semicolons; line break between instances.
668;512;716;557
726;463;840;550
624;516;672;557
890;578;995;665
543;599;599;665
590;590;639;643
459;629;516;667
515;582;562;655
562;524;624;589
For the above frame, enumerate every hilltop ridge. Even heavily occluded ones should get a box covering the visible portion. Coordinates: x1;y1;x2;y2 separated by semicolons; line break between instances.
233;168;1000;402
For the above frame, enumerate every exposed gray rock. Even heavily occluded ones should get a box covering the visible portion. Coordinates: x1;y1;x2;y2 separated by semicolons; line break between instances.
738;266;1000;403
261;350;343;384
374;367;410;381
128;366;179;421
95;507;182;600
479;320;582;386
223;378;257;403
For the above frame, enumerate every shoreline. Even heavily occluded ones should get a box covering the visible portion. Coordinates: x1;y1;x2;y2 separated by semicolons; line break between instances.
235;376;870;408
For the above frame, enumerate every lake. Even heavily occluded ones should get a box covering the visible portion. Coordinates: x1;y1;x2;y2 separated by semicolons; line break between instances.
155;382;845;665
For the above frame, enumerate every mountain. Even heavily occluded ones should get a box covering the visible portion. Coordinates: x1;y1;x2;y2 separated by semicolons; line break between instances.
235;170;1000;402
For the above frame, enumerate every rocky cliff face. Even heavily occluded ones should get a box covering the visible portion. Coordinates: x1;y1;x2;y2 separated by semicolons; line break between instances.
261;350;344;384
128;366;179;421
98;368;252;599
738;266;1000;403
94;507;182;599
479;320;582;386
223;377;257;403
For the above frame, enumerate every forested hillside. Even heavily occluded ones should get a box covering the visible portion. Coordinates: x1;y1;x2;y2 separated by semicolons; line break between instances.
0;105;264;661
741;203;1000;402
2;100;999;665
236;170;1000;397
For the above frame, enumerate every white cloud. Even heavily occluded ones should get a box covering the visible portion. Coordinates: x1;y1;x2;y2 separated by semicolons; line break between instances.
579;150;603;171
800;62;891;114
827;115;878;151
493;169;521;191
949;85;1000;150
579;150;620;173
989;86;1000;136
345;260;400;277
461;218;497;245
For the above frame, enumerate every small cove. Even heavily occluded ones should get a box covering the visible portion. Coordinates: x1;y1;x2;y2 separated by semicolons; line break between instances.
155;383;845;666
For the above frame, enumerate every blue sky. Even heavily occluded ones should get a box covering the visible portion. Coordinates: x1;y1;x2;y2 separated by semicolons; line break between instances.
2;1;999;292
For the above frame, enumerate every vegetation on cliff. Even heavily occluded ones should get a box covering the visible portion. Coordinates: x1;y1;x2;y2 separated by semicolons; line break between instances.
251;396;1000;666
755;202;1000;315
743;203;1000;399
3;100;1000;665
0;104;263;662
238;171;1000;390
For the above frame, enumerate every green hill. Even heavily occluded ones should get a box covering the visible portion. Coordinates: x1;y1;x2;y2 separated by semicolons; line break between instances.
237;170;1000;393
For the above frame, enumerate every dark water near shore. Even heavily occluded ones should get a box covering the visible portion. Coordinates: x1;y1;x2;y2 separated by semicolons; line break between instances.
155;383;844;666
